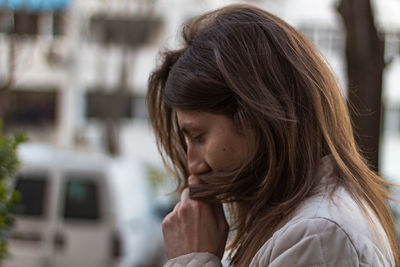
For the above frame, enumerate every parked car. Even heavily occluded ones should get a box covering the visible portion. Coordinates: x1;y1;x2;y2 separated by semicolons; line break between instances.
4;143;166;267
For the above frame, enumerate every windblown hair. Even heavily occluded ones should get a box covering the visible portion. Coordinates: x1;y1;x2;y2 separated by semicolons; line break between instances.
147;4;399;266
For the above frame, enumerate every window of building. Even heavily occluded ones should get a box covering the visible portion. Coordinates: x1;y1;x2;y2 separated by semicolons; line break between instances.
0;10;14;33
298;25;345;56
52;11;66;36
132;94;148;120
0;10;66;36
85;90;148;121
89;15;162;47
3;89;58;130
14;11;39;35
86;90;133;119
385;105;400;135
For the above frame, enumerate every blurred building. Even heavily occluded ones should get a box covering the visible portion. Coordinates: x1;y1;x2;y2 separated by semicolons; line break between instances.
0;0;164;164
0;0;399;182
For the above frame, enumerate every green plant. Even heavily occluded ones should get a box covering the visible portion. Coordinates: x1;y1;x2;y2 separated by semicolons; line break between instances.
0;121;25;262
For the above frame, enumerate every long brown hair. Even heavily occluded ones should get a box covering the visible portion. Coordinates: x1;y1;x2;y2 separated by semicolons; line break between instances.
147;4;399;266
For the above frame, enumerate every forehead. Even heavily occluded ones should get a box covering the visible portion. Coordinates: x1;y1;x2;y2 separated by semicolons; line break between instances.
175;109;241;134
175;109;211;128
176;109;205;120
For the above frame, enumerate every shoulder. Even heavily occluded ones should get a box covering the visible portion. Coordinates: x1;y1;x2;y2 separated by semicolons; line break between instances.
251;217;359;266
250;189;394;267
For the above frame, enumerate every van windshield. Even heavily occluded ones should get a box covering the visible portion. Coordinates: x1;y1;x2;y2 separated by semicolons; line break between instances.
12;174;47;217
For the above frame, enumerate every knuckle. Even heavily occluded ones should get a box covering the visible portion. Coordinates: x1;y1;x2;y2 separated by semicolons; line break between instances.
172;201;181;211
188;200;203;213
162;215;171;228
190;200;203;211
162;211;177;228
179;201;192;213
178;200;203;218
191;200;201;209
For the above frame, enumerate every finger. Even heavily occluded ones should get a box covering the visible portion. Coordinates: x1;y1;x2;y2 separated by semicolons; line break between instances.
172;201;181;212
188;175;201;185
181;187;190;202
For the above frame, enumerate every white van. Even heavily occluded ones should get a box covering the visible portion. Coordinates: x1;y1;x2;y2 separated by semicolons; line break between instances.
4;143;167;267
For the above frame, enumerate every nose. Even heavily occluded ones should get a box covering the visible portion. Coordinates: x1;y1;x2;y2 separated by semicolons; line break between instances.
187;144;211;175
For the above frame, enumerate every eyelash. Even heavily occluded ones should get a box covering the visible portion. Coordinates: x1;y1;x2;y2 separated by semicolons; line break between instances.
187;134;203;144
192;135;202;142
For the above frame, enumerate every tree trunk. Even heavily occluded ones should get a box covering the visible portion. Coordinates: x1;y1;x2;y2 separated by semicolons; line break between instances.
338;0;385;172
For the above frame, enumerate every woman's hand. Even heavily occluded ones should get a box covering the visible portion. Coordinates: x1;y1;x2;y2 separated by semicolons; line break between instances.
162;175;229;259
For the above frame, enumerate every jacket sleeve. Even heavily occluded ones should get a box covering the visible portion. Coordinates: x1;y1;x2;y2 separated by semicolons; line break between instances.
164;252;222;267
251;218;360;267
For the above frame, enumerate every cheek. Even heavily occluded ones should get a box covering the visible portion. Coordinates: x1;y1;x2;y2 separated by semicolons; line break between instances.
205;139;247;172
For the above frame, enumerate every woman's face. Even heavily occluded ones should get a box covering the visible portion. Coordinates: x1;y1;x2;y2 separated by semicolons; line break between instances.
176;109;253;176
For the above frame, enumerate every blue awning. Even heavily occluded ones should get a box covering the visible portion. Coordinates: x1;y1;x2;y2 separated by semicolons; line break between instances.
0;0;71;11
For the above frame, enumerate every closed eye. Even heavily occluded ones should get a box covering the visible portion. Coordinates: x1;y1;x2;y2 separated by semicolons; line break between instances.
190;134;203;143
180;125;205;144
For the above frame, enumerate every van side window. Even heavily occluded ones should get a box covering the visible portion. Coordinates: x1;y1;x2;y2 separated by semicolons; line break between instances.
12;174;47;217
63;178;100;220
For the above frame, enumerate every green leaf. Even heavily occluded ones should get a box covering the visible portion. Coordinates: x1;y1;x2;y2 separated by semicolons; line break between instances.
0;119;25;262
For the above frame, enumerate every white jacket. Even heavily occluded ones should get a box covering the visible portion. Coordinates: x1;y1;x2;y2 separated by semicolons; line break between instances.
164;156;395;266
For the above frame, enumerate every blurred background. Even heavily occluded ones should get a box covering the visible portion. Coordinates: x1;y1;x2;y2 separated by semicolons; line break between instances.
0;0;399;266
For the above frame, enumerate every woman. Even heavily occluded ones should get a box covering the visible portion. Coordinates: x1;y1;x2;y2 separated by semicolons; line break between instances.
147;4;399;266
